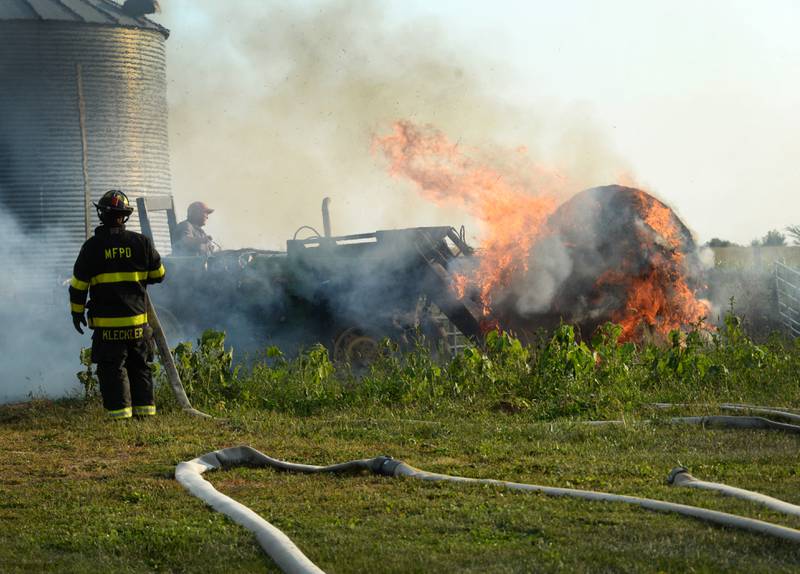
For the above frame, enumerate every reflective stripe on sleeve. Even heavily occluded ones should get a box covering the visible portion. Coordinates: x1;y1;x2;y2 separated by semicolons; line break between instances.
89;314;148;328
148;264;166;280
70;303;85;314
90;271;149;285
70;276;89;290
108;407;133;419
133;405;156;416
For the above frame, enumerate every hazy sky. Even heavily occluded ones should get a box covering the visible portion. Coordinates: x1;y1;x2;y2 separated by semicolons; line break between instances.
400;0;800;245
160;1;800;247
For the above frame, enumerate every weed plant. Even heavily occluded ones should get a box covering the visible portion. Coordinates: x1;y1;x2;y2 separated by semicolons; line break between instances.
79;311;798;419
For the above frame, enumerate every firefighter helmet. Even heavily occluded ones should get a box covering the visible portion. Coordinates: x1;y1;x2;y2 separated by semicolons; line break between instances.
94;190;134;217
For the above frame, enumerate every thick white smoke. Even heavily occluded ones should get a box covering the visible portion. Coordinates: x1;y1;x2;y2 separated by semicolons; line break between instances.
512;235;574;315
161;0;630;250
0;206;84;403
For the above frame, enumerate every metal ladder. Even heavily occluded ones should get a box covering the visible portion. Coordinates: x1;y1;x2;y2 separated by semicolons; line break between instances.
775;260;800;337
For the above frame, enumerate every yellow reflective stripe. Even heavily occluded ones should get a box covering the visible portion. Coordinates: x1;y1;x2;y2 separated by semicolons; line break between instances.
90;271;149;285
70;276;89;290
89;314;148;328
108;407;132;419
133;405;156;416
148;264;165;279
70;303;85;313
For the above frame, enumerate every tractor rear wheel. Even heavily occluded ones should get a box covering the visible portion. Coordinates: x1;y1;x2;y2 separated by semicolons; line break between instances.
333;327;379;367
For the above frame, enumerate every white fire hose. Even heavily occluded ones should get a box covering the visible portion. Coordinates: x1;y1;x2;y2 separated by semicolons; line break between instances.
584;405;800;434
652;402;800;423
668;467;800;518
669;415;800;433
146;296;211;418
176;438;800;574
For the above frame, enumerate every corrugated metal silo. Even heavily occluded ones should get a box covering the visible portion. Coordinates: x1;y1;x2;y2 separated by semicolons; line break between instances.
0;0;172;290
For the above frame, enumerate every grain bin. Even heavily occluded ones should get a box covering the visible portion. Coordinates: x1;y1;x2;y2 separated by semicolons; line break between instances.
0;0;172;289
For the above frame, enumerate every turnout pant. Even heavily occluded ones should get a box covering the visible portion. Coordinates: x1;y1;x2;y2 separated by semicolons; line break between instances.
91;338;155;419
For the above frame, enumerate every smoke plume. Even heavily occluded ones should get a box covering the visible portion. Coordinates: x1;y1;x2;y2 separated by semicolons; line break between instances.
0;206;84;403
161;0;630;249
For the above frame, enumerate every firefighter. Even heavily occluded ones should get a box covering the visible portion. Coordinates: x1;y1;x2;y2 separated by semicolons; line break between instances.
69;190;166;420
172;201;216;256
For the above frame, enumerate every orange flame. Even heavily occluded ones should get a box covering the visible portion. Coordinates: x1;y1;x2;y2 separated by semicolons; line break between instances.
375;121;564;311
642;197;683;251
598;190;710;341
375;121;710;342
452;273;469;299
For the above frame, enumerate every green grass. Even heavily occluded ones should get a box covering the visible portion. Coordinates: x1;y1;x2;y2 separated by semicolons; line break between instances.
2;399;800;573
6;317;800;572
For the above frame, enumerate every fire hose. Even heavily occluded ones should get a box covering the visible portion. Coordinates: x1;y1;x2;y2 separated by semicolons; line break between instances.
176;433;800;574
668;467;800;518
582;416;800;433
669;415;800;433
651;402;800;424
146;296;211;418
583;404;800;434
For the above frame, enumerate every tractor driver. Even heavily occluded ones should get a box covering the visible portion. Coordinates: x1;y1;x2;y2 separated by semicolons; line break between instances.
173;201;217;256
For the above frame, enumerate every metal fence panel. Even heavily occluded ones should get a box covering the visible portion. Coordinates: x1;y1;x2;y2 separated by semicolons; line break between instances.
776;261;800;337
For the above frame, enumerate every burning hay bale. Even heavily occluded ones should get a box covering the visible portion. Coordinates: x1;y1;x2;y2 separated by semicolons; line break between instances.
375;122;709;343
494;185;709;342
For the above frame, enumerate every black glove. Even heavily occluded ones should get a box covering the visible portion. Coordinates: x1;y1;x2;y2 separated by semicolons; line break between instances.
72;313;87;334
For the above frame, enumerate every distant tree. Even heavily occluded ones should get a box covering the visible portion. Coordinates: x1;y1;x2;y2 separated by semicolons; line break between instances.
761;229;787;247
786;225;800;245
706;238;737;248
750;238;762;247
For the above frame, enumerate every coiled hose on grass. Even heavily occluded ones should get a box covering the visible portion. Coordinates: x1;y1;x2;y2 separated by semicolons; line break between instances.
176;442;800;574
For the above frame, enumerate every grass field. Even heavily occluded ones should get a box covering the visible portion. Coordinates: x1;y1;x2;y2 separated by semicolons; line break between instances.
2;401;800;573
3;319;800;572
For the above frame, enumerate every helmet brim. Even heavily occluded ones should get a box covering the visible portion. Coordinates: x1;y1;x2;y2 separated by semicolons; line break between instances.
93;202;134;215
